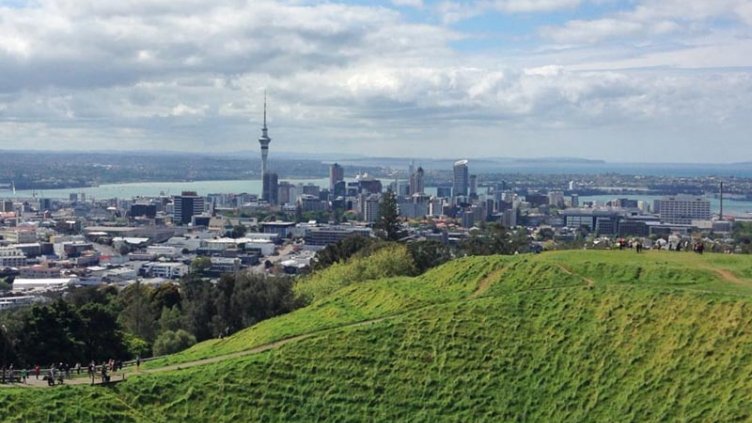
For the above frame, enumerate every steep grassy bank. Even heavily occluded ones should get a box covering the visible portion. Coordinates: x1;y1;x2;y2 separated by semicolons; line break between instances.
3;250;752;422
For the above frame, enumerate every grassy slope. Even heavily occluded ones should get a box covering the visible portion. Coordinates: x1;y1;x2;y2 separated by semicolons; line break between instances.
4;250;752;422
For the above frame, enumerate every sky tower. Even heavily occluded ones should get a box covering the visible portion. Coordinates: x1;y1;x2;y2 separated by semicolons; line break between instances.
258;92;271;175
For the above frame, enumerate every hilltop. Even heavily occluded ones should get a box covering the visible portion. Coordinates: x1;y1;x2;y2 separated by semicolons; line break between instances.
3;250;752;422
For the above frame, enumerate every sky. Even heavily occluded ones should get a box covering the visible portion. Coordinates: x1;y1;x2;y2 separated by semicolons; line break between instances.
0;0;751;162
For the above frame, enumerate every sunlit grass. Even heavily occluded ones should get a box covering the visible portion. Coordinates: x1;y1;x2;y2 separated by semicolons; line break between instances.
4;250;752;421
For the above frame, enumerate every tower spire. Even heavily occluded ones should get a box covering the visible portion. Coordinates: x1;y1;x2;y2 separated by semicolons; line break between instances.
263;90;268;134
258;90;271;176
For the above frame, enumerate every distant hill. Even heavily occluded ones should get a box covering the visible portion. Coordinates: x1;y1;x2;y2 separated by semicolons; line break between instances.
4;250;752;421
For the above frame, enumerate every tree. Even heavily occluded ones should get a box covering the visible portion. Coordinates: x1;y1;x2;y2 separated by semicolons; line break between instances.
180;275;216;341
150;283;182;311
79;303;128;362
375;189;403;241
17;301;85;366
230;224;247;239
191;257;212;275
152;330;196;356
458;224;530;256
118;282;158;342
312;236;378;271
158;306;185;333
407;240;453;274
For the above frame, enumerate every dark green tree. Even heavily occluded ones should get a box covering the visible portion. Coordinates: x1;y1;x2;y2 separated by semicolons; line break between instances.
118;282;158;342
17;301;85;366
79;303;128;361
407;240;453;274
191;256;212;275
375;189;403;241
180;275;216;341
152;329;197;356
230;224;248;239
312;236;378;271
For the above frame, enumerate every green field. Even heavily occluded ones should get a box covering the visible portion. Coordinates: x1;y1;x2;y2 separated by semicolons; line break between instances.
3;250;752;422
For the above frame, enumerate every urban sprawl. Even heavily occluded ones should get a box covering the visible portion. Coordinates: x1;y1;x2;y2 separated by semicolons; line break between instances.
0;103;747;311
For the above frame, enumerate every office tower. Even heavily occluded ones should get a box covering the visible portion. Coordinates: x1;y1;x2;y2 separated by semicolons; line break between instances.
653;196;711;224
263;172;279;205
436;186;452;198
173;191;205;225
453;160;469;197
469;174;477;197
333;180;347;198
329;163;344;191
409;166;424;195
38;198;52;211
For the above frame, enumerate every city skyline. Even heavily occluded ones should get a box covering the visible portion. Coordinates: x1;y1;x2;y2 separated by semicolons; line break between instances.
0;1;751;162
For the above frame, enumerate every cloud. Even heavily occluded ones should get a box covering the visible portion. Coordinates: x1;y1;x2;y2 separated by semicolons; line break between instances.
0;1;457;92
491;0;581;13
541;0;752;44
0;0;750;161
436;0;582;23
391;0;424;8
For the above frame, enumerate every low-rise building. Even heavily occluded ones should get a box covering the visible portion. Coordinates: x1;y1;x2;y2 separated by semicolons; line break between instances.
12;278;78;292
303;225;372;248
0;247;27;268
143;262;187;279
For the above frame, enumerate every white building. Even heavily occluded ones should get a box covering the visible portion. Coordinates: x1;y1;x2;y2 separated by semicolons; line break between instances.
0;228;37;244
143;262;187;279
653;196;711;225
12;278;78;292
0;247;27;268
146;245;181;258
0;296;37;310
201;238;275;256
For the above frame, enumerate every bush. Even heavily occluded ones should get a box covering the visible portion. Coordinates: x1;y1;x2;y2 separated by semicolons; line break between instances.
153;330;197;356
295;244;417;303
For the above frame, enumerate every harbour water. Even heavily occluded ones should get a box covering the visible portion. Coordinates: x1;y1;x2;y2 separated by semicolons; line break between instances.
10;178;332;200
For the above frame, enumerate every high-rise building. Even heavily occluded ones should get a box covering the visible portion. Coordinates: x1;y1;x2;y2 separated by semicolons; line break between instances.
359;194;381;223
409;166;424;195
263;172;279;205
453;160;469;197
0;200;13;213
329;163;344;191
469;174;477;197
277;181;295;205
653;196;711;224
173;191;205;225
548;191;565;208
258;93;271;177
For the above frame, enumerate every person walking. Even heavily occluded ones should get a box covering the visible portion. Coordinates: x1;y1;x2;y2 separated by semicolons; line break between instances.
88;362;96;385
34;364;40;380
136;355;141;371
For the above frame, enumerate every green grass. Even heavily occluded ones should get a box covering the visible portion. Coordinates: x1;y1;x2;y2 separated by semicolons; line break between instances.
147;255;509;367
5;250;752;422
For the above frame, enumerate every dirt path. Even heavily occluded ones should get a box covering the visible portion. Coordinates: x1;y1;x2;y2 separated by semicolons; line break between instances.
6;318;389;389
556;264;595;287
711;268;750;286
470;267;507;299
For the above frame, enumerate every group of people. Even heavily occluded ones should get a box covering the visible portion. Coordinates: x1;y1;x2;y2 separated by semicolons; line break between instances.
616;238;706;254
2;357;141;386
616;239;644;253
1;364;28;384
